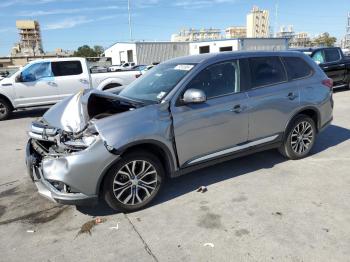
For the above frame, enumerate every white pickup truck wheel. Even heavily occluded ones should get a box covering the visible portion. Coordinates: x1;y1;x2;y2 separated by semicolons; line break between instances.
0;98;11;121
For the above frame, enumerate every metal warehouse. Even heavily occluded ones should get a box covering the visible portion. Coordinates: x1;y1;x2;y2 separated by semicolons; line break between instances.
104;38;289;65
104;42;189;65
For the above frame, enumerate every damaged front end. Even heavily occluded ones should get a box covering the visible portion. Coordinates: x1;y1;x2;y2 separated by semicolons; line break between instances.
25;90;138;205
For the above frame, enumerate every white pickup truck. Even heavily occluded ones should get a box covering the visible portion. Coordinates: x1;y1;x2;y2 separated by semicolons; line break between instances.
0;57;140;120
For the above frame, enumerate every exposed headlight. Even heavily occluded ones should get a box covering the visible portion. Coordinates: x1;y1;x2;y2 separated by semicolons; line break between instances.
62;134;98;150
82;135;97;146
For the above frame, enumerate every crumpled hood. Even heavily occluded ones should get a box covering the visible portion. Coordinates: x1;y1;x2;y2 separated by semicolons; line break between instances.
42;89;126;133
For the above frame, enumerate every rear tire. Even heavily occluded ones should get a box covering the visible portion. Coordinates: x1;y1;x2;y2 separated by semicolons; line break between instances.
103;151;164;212
279;115;316;160
0;98;12;121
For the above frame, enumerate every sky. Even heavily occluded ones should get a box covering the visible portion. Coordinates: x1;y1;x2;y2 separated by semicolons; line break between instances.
0;0;348;56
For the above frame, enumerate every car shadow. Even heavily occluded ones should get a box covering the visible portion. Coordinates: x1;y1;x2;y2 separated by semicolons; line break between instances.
333;87;349;93
9;107;49;120
311;124;350;154
77;124;350;216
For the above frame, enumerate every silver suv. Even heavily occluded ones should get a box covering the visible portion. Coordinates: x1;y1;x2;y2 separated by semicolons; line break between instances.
26;51;334;212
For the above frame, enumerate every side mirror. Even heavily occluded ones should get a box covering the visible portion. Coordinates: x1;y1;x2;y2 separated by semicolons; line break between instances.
15;73;23;83
183;89;206;104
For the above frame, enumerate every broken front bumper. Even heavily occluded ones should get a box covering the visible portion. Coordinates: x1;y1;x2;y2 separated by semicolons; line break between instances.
25;138;118;206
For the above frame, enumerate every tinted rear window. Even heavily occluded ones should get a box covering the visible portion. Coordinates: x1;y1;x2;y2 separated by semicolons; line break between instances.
52;61;83;76
283;57;313;80
249;56;287;88
324;49;341;62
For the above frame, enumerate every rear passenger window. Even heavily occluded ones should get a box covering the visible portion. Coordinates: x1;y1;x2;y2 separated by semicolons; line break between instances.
249;57;287;88
51;61;83;76
283;57;313;80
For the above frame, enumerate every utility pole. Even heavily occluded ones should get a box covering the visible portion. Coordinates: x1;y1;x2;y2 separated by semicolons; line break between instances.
128;0;133;41
274;0;279;37
346;12;350;49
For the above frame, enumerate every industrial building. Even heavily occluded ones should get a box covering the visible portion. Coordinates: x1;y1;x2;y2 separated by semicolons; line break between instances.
171;28;222;42
289;32;311;48
12;20;43;56
104;38;289;65
246;6;270;38
276;25;295;39
225;26;247;39
104;42;189;65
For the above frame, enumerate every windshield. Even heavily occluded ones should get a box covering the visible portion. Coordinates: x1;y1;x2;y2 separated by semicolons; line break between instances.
119;63;196;102
0;68;19;78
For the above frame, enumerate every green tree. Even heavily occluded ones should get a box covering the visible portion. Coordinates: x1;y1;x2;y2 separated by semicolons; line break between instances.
93;45;104;57
312;32;337;47
73;45;97;57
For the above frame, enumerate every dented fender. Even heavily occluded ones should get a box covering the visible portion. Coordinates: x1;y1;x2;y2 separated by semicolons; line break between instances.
93;102;178;172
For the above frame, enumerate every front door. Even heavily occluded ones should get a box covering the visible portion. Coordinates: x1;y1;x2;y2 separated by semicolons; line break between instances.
13;61;60;107
171;60;249;166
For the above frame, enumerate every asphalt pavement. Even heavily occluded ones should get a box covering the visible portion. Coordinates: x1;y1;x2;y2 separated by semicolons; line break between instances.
0;90;350;262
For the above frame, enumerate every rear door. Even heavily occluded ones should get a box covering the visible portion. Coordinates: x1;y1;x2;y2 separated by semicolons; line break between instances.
171;60;249;166
52;60;90;99
312;49;346;85
13;61;60;107
246;56;301;141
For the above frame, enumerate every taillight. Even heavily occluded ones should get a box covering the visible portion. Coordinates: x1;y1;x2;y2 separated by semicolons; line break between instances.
322;78;333;89
135;73;142;78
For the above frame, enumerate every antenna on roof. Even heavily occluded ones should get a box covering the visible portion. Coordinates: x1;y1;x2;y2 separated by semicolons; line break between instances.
128;0;133;41
274;0;279;37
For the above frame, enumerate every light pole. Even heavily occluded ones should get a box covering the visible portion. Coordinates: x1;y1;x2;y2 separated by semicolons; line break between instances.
128;0;133;41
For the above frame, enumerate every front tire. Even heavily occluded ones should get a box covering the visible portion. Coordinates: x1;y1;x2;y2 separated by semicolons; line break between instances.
103;151;164;212
279;115;316;160
0;98;12;121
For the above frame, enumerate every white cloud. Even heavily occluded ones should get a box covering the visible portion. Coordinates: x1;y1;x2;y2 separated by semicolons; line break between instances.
43;16;92;30
42;15;117;30
174;0;237;9
103;0;159;8
18;5;123;16
0;0;69;8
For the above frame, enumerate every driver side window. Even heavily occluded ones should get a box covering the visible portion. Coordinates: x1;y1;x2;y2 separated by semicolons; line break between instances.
186;60;240;99
312;51;325;64
22;62;53;82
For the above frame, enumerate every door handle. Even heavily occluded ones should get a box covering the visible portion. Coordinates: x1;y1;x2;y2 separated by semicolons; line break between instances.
230;104;243;113
79;79;89;84
287;92;298;100
47;81;57;87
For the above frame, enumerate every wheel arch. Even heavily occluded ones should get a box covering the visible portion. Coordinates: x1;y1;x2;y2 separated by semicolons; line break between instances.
97;140;176;196
96;78;123;90
285;106;321;135
0;93;14;110
101;83;122;91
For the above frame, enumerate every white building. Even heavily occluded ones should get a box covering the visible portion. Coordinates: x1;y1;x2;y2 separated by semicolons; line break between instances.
247;6;270;38
171;28;222;42
189;38;288;55
104;38;289;65
225;26;247;39
104;42;189;65
276;25;295;39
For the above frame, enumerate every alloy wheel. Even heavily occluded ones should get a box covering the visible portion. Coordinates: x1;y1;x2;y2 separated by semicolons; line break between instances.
290;121;314;154
112;160;158;206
